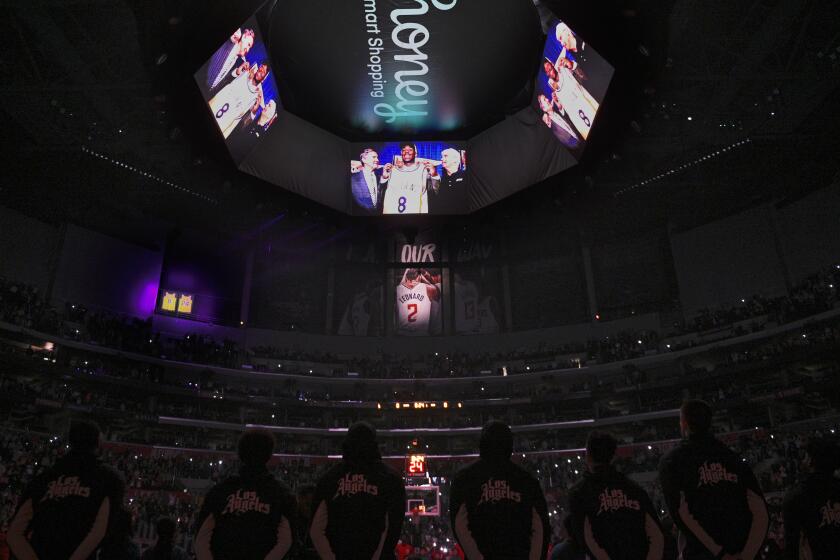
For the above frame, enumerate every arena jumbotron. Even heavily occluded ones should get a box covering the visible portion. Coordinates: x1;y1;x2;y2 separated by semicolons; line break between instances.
2;0;840;559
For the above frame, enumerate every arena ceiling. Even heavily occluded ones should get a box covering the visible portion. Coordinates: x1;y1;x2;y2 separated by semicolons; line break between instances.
0;0;838;239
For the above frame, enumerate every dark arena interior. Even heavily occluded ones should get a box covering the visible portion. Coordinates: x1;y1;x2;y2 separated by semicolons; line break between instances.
2;0;840;559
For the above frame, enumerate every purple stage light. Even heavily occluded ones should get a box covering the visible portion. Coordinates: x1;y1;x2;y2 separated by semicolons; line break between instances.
134;280;160;316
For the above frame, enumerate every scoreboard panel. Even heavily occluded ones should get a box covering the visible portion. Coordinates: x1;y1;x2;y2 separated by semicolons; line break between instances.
406;454;427;477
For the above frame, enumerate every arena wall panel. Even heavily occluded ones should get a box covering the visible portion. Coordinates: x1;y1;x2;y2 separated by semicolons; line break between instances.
670;206;788;315
0;206;59;292
52;224;164;317
775;181;840;283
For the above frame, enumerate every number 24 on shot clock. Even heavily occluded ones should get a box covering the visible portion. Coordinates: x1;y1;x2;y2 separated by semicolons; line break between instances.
406;454;427;476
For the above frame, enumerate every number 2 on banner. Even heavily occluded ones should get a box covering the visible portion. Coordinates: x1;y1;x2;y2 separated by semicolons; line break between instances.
408;303;418;322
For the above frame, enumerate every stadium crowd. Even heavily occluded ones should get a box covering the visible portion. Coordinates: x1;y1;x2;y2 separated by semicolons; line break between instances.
1;314;836;444
1;263;838;379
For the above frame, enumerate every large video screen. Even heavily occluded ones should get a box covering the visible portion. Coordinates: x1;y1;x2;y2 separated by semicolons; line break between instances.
394;267;443;336
194;17;280;164
534;19;614;157
349;142;468;215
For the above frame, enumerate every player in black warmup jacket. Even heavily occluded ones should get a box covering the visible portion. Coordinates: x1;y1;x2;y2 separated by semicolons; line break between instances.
310;422;405;560
195;430;296;560
7;420;125;560
449;421;549;560
567;431;664;560
782;438;840;559
658;400;768;560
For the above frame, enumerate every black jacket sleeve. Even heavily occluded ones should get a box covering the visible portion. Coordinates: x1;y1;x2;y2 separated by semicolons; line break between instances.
781;488;802;560
449;473;465;543
566;486;586;552
102;465;126;533
197;485;221;529
531;477;551;560
384;477;407;557
657;452;682;525
195;484;225;560
639;487;662;528
275;483;299;558
737;457;765;496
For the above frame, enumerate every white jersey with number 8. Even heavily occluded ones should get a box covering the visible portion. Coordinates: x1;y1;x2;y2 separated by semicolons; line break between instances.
396;282;431;335
208;71;260;139
383;165;429;214
551;65;599;140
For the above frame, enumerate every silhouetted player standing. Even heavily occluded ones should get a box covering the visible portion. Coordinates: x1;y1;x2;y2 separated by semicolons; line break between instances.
659;400;768;560
567;431;664;560
311;422;405;560
783;438;840;559
195;430;296;560
98;507;140;559
449;421;549;560
7;420;125;560
141;517;188;560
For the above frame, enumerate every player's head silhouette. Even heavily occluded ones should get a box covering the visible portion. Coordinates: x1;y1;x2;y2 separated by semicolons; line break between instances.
342;422;381;465
479;420;513;462
68;420;101;453
154;517;177;548
585;430;618;469
680;399;712;438
806;437;840;474
238;429;275;467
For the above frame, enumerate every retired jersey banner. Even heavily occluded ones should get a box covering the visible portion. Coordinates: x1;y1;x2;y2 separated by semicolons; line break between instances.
452;267;503;334
394;267;442;336
158;290;196;316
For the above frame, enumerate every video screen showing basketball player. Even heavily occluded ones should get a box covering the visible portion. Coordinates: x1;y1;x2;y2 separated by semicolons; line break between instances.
534;19;614;159
394;268;442;336
194;17;281;164
349;142;467;215
453;269;502;335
